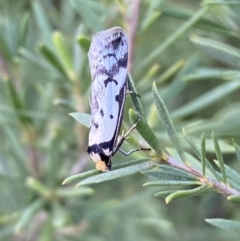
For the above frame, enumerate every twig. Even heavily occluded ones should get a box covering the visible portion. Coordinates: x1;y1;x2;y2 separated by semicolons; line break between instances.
126;0;141;71
0;53;9;78
166;156;240;197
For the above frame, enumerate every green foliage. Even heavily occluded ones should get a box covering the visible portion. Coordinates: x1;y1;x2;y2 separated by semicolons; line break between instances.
129;109;162;155
1;0;240;240
205;218;240;232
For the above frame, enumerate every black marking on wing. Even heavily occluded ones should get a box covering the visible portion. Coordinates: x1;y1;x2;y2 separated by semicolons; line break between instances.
87;138;115;170
100;109;104;116
111;36;124;50
88;82;127;168
94;123;99;129
115;85;125;105
117;52;128;68
92;52;128;81
104;77;118;87
102;52;128;68
110;115;113;119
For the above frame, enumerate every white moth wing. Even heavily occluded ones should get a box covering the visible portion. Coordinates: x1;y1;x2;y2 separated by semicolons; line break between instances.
87;26;128;170
88;68;127;146
88;27;128;146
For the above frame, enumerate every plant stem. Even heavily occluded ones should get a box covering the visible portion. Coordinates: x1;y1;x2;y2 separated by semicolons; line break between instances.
167;156;240;197
126;0;141;71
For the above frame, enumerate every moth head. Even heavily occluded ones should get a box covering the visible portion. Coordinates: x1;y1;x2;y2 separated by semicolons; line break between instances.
88;149;112;172
96;161;111;172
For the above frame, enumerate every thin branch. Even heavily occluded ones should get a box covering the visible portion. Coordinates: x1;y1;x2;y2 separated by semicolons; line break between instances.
27;146;40;178
0;53;10;78
126;0;141;71
166;156;240;197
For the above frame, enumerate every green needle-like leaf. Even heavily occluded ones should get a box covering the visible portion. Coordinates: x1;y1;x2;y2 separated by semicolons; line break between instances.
143;180;200;187
128;73;146;119
171;81;240;119
227;195;240;204
38;43;67;77
182;68;240;82
152;82;186;162
4;78;31;125
190;35;240;69
202;0;240;6
205;218;240;231
142;165;197;180
32;0;52;42
165;184;211;203
213;160;240;189
62;169;100;185
233;141;240;163
76;161;154;186
155;59;185;85
201;132;206;176
129;109;162;155
63;159;151;185
140;11;161;32
69;112;90;128
26;177;50;197
212;131;227;184
154;190;179;197
183;129;219;180
14;199;46;233
139;6;209;69
53;31;74;78
77;35;91;53
69;0;103;32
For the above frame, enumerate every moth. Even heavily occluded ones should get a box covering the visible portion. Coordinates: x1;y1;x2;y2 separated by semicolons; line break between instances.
87;26;140;172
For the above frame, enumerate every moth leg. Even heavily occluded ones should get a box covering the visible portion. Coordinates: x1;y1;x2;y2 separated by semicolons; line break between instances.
118;147;150;156
126;90;141;98
113;119;141;155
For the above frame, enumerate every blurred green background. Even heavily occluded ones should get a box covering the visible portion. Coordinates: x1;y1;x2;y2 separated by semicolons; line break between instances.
1;0;240;240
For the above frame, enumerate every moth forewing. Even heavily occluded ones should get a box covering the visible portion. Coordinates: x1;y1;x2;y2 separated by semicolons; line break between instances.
112;78;127;149
87;26;128;172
